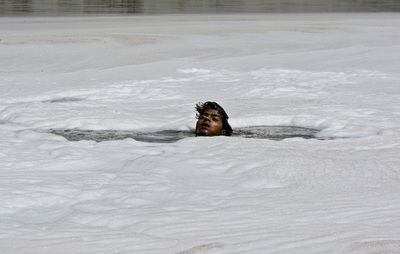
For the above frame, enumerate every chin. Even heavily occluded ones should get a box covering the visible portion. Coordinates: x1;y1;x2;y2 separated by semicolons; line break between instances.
196;131;207;136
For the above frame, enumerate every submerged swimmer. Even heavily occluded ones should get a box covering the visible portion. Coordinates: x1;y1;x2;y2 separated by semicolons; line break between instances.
195;101;232;136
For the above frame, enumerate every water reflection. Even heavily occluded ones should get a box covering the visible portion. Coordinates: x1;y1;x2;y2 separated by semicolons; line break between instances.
83;0;143;14
0;0;144;15
1;0;400;16
6;0;32;13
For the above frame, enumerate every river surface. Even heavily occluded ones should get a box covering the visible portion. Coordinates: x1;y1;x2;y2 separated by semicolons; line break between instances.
1;0;400;16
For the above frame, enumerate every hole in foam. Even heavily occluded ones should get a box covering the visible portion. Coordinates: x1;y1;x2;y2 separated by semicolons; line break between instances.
47;126;323;143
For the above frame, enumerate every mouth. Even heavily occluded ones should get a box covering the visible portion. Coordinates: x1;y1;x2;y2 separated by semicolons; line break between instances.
196;122;210;135
200;123;210;129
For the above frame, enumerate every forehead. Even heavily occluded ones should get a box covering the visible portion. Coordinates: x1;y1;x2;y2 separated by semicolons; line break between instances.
201;109;222;117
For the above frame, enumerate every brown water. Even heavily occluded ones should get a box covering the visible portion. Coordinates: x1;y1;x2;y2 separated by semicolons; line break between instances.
1;0;400;16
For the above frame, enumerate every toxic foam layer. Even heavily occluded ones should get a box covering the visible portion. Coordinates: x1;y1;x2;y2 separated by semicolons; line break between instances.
1;14;400;254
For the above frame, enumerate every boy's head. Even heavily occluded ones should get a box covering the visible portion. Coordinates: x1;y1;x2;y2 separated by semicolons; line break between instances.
195;101;232;136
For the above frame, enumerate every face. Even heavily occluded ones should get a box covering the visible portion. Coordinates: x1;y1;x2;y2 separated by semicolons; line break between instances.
196;109;225;136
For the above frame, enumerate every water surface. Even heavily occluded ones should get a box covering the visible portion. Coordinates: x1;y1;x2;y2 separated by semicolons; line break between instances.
49;126;320;143
1;0;399;16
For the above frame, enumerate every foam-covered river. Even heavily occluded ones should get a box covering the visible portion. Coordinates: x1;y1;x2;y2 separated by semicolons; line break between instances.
1;13;400;254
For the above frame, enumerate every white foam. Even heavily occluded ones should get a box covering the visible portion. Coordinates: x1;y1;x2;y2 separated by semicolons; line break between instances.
1;14;400;254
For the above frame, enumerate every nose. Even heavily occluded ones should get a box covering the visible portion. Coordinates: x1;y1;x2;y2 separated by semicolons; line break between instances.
202;115;211;121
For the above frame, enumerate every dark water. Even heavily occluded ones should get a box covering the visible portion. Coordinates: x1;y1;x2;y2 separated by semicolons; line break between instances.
49;126;320;143
1;0;400;16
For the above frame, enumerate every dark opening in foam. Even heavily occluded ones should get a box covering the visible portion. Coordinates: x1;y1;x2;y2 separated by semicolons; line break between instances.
49;126;320;143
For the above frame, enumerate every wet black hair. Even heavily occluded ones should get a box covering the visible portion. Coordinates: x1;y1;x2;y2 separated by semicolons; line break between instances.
195;101;233;136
